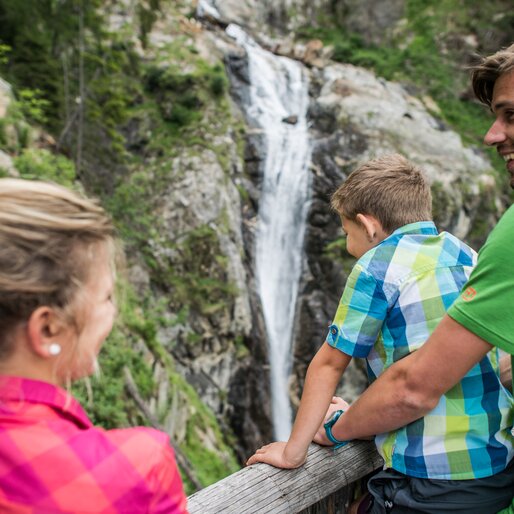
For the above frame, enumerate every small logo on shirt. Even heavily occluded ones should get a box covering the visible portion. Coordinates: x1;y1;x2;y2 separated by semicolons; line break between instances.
462;286;477;302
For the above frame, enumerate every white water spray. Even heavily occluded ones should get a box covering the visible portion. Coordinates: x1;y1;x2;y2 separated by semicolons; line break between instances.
226;25;312;441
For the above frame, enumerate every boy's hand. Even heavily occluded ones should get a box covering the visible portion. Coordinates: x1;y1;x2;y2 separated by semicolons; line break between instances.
313;396;350;445
246;442;306;469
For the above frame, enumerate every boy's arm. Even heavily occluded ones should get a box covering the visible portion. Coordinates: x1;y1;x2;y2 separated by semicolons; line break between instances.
500;354;512;392
328;315;492;442
246;343;351;469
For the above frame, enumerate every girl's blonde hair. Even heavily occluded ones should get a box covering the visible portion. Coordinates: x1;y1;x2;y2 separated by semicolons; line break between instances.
0;178;115;357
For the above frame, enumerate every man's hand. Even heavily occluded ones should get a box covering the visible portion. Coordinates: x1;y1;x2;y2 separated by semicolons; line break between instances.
313;396;350;445
246;442;306;469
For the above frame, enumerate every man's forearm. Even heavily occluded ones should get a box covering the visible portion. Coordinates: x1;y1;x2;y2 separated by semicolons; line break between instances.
331;354;431;441
331;315;493;441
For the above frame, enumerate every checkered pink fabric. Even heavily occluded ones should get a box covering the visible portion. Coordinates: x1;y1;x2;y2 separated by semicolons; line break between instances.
0;376;188;513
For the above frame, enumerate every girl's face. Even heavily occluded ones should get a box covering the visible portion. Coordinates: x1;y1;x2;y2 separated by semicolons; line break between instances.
62;247;116;381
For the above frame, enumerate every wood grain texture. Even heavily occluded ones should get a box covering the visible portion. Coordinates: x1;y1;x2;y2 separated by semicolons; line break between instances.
188;441;383;513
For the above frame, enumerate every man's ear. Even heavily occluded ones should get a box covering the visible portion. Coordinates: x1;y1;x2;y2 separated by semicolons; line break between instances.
26;307;65;358
356;213;382;242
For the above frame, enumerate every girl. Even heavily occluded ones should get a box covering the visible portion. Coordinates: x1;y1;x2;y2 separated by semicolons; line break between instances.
0;178;187;513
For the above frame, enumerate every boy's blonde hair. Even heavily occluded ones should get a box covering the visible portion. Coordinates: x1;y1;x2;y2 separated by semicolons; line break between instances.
472;43;514;107
331;154;432;233
0;178;116;357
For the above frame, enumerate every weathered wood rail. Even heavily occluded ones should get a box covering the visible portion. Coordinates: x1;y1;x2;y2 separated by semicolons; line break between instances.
188;441;383;513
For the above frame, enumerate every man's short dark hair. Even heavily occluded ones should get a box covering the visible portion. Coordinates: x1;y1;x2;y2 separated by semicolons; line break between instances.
472;43;514;107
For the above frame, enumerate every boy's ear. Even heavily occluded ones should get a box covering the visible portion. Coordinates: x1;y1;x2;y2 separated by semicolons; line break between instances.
356;213;382;242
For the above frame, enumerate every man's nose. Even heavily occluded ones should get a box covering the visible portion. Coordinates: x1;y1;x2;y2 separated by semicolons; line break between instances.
484;118;506;146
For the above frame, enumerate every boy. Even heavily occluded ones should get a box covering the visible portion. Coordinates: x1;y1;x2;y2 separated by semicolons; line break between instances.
248;154;514;513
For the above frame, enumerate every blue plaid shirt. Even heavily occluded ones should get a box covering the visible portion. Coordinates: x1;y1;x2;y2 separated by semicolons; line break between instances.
326;221;514;479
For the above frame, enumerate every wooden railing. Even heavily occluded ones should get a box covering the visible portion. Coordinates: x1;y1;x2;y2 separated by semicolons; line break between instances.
188;441;383;513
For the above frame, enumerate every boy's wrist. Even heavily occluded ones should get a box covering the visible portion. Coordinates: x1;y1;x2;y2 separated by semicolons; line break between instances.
284;440;309;467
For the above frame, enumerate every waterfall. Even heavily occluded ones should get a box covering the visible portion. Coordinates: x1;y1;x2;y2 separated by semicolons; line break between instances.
196;0;221;19
225;25;311;441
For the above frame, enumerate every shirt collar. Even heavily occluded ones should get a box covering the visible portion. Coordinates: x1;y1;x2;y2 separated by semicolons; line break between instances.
0;376;93;429
388;221;438;238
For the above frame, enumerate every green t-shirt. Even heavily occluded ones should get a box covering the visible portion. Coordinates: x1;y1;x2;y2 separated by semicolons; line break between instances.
448;204;514;355
449;206;514;514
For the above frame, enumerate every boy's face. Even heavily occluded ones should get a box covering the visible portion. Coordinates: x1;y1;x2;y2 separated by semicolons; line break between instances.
341;216;376;259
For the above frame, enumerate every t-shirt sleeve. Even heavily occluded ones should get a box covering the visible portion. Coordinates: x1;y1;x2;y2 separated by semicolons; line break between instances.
326;263;389;358
148;444;188;514
448;204;514;355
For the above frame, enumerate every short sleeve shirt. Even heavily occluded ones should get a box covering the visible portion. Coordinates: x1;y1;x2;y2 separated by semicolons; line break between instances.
0;376;188;513
326;221;514;480
448;204;514;355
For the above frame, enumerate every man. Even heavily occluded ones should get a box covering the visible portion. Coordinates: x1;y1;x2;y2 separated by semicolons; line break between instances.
319;43;514;513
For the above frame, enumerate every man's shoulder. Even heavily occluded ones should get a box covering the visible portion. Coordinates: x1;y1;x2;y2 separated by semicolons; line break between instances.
485;204;514;244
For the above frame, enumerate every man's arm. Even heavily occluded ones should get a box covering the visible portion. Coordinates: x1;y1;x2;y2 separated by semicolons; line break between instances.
247;343;351;468
329;315;493;441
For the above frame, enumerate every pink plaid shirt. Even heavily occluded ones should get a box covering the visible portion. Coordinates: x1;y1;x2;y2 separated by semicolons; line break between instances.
0;376;188;513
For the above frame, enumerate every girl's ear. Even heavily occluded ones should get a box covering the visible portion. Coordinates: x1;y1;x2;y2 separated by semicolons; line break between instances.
26;307;66;358
355;213;382;242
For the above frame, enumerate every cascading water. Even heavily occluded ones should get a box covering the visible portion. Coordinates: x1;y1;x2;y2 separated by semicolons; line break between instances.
196;0;312;440
225;25;312;441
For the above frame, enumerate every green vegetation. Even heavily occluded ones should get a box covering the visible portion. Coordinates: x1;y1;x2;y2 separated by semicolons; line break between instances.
323;236;356;274
165;224;239;316
0;0;104;128
16;88;50;125
140;37;232;163
299;0;513;145
0;98;32;152
0;0;244;490
144;58;227;129
14;149;76;186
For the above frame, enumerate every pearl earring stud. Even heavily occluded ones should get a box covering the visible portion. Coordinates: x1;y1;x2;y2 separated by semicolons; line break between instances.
48;343;62;356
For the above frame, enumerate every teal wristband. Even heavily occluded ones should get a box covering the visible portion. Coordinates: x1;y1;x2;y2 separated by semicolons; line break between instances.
324;409;349;449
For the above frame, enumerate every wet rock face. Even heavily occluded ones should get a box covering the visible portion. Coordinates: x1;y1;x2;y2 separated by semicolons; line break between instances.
307;62;496;234
326;0;405;45
151;145;273;455
199;0;405;43
224;47;251;104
